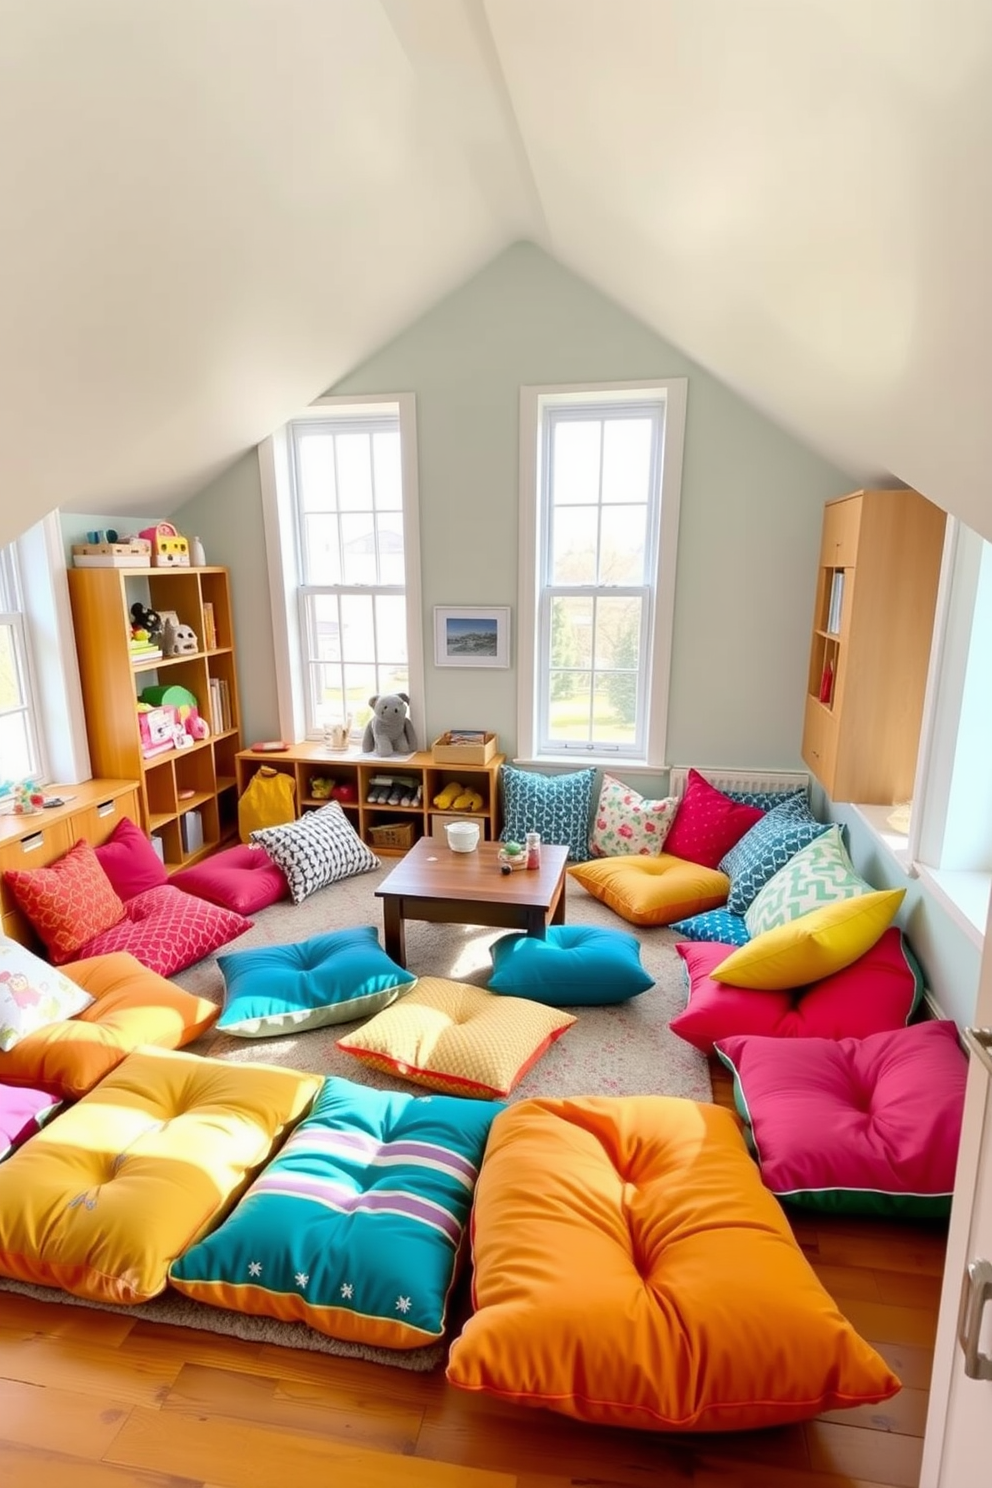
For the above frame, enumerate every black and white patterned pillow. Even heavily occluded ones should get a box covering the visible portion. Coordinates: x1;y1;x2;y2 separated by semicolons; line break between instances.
250;803;379;905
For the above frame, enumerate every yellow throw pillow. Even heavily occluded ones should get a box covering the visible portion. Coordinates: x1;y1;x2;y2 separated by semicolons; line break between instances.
568;854;729;927
336;977;575;1099
711;889;905;991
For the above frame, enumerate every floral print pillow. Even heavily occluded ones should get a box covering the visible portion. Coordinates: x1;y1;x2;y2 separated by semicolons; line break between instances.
588;775;679;858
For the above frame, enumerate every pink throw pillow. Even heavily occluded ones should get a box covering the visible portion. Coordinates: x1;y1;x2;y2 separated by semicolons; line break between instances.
170;844;288;917
715;1021;966;1216
670;928;924;1054
94;816;169;900
4;840;125;964
73;885;251;976
664;770;763;869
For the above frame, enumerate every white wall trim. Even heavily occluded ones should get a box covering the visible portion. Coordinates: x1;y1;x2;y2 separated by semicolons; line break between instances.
19;512;91;784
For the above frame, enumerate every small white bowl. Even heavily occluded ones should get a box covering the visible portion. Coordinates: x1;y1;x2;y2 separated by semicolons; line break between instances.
445;821;480;852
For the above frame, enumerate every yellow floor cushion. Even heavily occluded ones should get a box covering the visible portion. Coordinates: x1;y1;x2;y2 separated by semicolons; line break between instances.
446;1095;900;1432
0;952;219;1098
0;1046;321;1305
568;854;729;926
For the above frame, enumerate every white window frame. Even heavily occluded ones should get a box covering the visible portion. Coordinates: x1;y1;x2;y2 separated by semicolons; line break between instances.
0;543;44;788
258;393;425;747
516;379;686;769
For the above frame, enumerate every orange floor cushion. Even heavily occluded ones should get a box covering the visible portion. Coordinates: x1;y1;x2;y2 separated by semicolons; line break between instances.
0;952;219;1098
446;1095;900;1432
0;1046;321;1305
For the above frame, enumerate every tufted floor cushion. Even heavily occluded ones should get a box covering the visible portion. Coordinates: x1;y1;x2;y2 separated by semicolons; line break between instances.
0;1046;321;1305
170;1076;501;1349
568;853;729;927
170;843;289;917
488;924;654;1005
71;884;252;976
0;952;219;1099
716;1020;967;1217
446;1095;900;1431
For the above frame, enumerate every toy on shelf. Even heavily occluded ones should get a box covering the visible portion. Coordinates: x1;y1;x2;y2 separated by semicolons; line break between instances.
162;616;198;656
137;521;190;568
129;603;163;662
361;693;417;756
12;778;45;814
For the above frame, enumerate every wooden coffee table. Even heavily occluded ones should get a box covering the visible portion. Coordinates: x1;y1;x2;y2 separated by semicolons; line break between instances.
375;837;569;969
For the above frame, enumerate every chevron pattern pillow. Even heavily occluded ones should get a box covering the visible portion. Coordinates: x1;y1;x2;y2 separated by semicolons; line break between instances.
251;803;379;905
720;796;830;916
501;766;596;863
744;824;872;938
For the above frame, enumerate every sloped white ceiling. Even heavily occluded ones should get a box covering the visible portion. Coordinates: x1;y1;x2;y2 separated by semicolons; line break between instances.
3;0;991;547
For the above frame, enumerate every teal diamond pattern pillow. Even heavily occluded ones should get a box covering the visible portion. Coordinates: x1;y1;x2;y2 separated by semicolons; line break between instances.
720;796;830;916
500;766;596;863
744;825;873;938
670;908;751;946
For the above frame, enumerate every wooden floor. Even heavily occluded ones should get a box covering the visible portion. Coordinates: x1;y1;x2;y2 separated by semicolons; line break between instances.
0;1060;947;1488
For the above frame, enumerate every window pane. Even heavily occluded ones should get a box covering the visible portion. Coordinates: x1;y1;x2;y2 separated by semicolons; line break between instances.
311;663;346;728
377;513;405;585
303;514;341;585
336;433;373;509
311;595;341;661
594;596;642;670
550;597;593;677
599;506;647;584
373;431;401;510
601;418;652;504
340;514;378;585
375;594;408;665
0;622;25;709
298;433;336;512
344;663;378;733
548;671;592;741
552;421;601;506
377;663;410;701
0;710;32;780
593;674;637;745
340;594;375;661
551;507;598;585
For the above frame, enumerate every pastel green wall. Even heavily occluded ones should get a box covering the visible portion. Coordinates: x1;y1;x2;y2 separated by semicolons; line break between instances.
175;242;852;758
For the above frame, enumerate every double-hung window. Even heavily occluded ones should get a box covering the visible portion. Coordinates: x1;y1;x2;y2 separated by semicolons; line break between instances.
518;380;686;767
261;395;424;745
0;541;45;789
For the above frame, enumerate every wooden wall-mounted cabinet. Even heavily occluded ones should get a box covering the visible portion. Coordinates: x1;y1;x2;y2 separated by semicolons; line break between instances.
67;566;242;870
801;488;946;804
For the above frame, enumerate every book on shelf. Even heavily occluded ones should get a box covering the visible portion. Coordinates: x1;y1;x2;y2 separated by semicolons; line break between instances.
826;570;845;634
202;601;217;651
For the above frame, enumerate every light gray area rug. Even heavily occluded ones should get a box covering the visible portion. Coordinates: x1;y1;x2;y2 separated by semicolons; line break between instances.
1;860;708;1372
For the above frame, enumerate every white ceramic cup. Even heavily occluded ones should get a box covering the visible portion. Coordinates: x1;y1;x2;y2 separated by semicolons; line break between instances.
445;820;480;853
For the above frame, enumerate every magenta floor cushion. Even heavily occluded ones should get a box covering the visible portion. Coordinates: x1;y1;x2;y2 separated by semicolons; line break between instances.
171;844;289;916
71;885;252;976
715;1020;967;1217
1;1082;62;1160
670;929;923;1054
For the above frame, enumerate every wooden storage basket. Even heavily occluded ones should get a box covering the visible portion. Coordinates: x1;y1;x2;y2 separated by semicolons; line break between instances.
367;820;416;850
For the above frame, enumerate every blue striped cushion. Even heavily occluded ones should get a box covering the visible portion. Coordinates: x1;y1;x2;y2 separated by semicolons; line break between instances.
169;1077;502;1350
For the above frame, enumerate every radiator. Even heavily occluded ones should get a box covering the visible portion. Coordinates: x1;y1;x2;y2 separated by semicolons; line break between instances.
668;767;810;798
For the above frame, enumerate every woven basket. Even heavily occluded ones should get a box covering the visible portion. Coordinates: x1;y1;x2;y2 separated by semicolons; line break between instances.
367;821;416;850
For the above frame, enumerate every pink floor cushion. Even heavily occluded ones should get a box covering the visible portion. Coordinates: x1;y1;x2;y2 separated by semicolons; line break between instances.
715;1020;967;1217
71;884;252;976
170;844;289;917
670;929;924;1055
0;1082;62;1160
94;816;168;900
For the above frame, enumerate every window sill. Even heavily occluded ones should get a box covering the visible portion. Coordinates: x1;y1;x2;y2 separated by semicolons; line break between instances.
851;803;913;873
852;804;988;948
512;756;664;776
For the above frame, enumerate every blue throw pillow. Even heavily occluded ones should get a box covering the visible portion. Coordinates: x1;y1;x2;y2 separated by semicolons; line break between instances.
169;1076;502;1348
669;907;751;945
500;765;596;863
216;926;415;1038
718;797;831;917
725;788;808;811
488;924;654;1005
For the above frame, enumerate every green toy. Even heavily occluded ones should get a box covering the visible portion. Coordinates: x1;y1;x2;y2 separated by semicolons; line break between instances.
139;684;198;709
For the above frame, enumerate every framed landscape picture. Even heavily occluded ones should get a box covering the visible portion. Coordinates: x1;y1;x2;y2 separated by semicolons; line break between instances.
434;606;511;668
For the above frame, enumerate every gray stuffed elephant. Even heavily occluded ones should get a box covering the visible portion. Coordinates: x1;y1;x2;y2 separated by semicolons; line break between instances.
361;693;418;756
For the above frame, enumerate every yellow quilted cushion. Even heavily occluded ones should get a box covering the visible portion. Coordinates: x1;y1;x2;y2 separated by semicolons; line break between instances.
711;889;905;991
0;1046;321;1304
447;1096;900;1430
336;978;575;1099
568;853;729;926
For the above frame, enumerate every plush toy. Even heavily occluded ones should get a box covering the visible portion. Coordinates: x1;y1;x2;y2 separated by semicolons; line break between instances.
130;602;163;645
331;781;357;804
361;693;418;756
310;776;333;799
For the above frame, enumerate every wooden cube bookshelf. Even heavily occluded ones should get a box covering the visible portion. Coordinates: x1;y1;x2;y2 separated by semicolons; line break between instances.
67;565;242;871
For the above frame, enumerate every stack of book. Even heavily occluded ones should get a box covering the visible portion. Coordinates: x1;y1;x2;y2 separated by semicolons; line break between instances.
208;676;233;732
129;637;162;664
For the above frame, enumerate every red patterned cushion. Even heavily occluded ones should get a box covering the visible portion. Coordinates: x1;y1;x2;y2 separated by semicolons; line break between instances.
94;816;168;900
170;844;288;916
664;770;764;869
4;840;126;965
72;885;252;976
